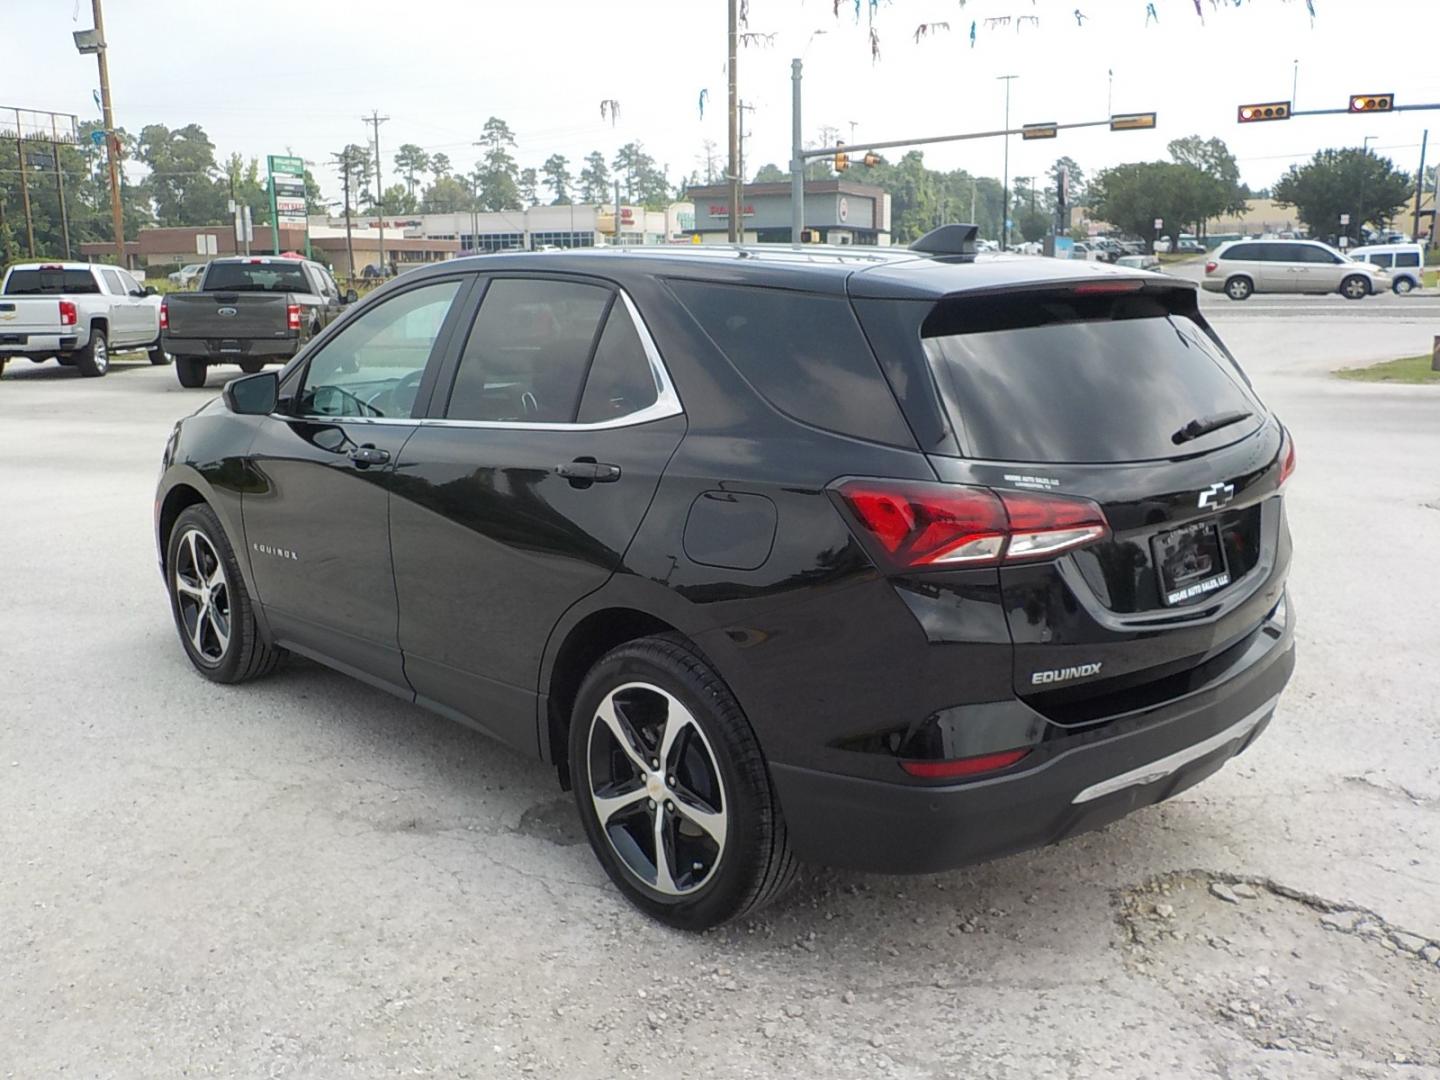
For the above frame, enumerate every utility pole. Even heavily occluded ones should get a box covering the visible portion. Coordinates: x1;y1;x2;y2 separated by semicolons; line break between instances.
1413;130;1429;241
998;75;1017;251
790;58;804;244
364;110;389;274
334;151;355;280
12;109;35;257
726;0;740;242
738;100;755;231
614;178;622;246
91;0;126;266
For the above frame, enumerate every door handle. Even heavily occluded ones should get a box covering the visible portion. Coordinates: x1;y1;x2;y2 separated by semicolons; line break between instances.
555;460;621;483
349;444;390;467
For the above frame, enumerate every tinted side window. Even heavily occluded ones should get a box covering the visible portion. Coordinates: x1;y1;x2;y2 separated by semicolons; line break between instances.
298;279;461;418
1222;244;1260;261
666;279;912;447
1395;251;1421;268
1298;245;1340;264
119;270;143;294
576;301;660;423
446;278;610;422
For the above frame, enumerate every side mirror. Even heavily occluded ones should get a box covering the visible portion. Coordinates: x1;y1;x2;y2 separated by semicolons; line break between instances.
143;285;158;296
343;288;359;304
222;369;279;416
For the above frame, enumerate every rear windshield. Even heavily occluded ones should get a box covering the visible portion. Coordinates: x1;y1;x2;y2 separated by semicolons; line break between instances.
203;262;310;292
4;269;100;295
922;289;1263;464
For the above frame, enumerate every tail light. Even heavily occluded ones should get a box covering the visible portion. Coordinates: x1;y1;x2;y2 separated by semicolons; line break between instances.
1278;431;1296;486
286;304;301;331
58;300;77;327
831;479;1109;571
901;748;1031;779
159;298;168;330
1204;261;1218;274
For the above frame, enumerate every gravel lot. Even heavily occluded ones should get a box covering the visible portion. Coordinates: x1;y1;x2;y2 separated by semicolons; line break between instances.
2;308;1438;1078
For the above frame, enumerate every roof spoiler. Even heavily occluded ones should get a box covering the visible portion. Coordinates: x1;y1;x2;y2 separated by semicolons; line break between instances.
910;223;980;259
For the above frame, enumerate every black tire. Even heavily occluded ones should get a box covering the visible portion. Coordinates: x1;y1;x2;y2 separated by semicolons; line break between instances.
73;328;109;377
176;356;208;388
239;360;265;375
148;342;172;365
165;503;284;684
1393;277;1415;295
569;635;798;931
1224;276;1253;301
1340;275;1370;300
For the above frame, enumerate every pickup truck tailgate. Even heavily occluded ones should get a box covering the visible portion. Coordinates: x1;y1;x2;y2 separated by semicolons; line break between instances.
164;293;294;340
0;298;67;338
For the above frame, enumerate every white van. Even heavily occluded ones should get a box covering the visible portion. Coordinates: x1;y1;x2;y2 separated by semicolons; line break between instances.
1347;243;1426;294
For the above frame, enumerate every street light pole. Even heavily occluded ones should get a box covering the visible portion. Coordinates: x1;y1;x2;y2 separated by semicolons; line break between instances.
727;0;740;242
791;58;803;244
998;75;1017;250
1357;133;1376;243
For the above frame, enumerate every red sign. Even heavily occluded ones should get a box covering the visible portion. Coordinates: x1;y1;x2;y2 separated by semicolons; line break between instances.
708;204;756;218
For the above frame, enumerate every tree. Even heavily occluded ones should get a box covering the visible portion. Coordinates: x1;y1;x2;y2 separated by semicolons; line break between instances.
542;154;573;204
1273;148;1412;244
393;143;430;197
1088;161;1218;250
222;152;270;226
474;116;520;211
752;162;787;183
378;183;417;215
518;167;538;207
332;144;373;216
420;175;474;213
136;122;227;225
578;150;610;203
1048;156;1085;211
1167;135;1248;233
429;152;452;180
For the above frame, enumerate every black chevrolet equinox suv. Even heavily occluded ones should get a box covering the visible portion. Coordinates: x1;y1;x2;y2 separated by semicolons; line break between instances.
155;228;1295;929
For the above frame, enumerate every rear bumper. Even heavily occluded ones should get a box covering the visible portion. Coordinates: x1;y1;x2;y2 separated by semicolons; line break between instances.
0;332;84;354
1199;279;1225;293
163;335;298;360
771;603;1294;874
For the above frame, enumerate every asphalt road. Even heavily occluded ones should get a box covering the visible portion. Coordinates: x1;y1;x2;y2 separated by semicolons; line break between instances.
2;300;1439;1079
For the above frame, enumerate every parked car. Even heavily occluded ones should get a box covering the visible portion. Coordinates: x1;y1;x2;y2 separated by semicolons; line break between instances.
162;256;355;388
1202;238;1388;300
1116;254;1164;272
155;236;1295;929
1086;237;1123;262
168;263;207;289
1348;243;1426;294
0;261;165;377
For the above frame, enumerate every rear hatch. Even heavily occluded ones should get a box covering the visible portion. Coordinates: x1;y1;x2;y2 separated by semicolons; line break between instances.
165;292;293;341
857;279;1292;724
1;267;99;338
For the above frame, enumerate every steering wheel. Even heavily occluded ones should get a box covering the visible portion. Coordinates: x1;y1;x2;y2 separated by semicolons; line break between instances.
384;368;427;417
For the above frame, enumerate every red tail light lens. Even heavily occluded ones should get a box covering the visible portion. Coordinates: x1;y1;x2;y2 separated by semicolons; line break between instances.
832;480;1109;571
158;298;168;330
58;300;77;327
1205;261;1218;274
1278;431;1296;486
901;748;1031;779
286;303;301;331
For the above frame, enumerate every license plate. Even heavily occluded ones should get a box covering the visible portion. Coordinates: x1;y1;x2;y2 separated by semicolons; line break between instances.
1153;521;1230;606
219;339;242;354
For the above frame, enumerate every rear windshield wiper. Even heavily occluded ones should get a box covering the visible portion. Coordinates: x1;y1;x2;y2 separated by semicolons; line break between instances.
1172;409;1253;444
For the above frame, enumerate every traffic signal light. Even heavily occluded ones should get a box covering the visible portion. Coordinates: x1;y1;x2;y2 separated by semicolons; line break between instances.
862;152;880;167
834;141;849;172
1237;102;1290;123
1350;93;1394;113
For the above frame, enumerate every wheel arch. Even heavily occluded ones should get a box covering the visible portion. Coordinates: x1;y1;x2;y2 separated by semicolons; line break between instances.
155;465;260;607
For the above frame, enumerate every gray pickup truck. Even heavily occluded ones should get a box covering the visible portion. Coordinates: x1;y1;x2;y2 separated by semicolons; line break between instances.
162;256;354;388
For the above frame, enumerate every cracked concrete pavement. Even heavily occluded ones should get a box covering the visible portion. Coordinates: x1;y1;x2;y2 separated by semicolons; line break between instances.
1;300;1438;1078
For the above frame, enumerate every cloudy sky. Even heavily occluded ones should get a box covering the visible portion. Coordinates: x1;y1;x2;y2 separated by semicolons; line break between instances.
9;0;1440;203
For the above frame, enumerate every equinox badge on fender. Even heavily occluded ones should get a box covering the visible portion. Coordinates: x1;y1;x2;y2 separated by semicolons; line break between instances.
1031;662;1103;686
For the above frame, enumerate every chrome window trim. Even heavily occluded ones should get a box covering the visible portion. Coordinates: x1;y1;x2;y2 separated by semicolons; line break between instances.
276;286;683;432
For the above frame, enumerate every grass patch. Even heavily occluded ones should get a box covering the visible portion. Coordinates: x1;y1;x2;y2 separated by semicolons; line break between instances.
1425;269;1438;289
1336;354;1440;384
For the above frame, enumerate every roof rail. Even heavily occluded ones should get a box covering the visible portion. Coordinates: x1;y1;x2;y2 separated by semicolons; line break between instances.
909;223;980;258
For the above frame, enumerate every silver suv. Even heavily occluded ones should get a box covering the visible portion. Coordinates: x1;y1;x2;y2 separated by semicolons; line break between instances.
1202;238;1387;301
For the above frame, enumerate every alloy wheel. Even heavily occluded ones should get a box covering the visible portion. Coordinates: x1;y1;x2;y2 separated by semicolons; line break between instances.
173;528;231;664
1394;278;1414;295
586;682;728;897
92;335;108;373
1342;277;1368;299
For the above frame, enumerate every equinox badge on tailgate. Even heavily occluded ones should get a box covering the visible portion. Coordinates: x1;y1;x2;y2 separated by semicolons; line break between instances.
1031;662;1103;686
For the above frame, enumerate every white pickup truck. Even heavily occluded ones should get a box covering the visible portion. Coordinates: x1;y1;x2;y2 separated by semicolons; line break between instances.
0;262;167;378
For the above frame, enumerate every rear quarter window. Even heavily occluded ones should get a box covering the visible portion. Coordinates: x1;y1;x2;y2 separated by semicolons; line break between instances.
664;279;913;447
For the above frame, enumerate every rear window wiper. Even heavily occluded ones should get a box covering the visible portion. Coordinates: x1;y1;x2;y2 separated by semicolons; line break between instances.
1172;409;1253;444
